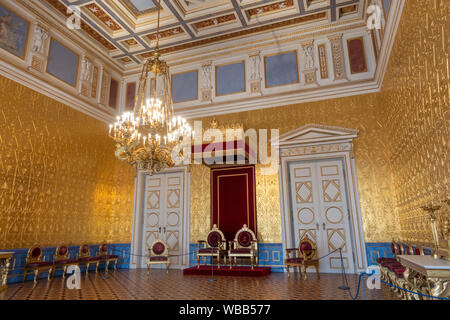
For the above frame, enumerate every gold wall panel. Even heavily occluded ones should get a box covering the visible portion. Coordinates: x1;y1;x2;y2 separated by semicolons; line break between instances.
0;76;135;249
254;165;282;243
189;164;282;243
1;0;446;247
190;92;402;243
189;164;210;242
189;0;449;244
379;0;449;244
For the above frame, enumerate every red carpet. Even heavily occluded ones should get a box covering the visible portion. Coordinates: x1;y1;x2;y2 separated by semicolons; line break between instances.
183;266;271;277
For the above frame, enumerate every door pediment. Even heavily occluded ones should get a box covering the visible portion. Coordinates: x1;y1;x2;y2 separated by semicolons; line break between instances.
277;124;359;147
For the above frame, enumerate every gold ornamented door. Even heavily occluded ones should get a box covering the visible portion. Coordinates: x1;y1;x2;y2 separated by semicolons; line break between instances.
289;159;355;274
143;171;184;269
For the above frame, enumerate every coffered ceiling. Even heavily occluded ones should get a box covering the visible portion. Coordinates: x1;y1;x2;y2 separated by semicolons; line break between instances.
0;0;402;123
40;0;363;66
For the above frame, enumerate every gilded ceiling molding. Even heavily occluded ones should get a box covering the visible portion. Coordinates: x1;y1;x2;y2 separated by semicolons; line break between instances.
328;33;348;81
23;0;122;70
151;21;366;68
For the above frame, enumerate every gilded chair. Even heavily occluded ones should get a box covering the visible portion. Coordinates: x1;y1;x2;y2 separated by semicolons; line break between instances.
197;224;227;269
51;245;78;279
413;244;424;256
383;240;409;298
298;235;319;279
23;246;53;286
377;240;398;279
228;224;258;269
284;246;303;277
402;241;413;255
77;244;100;274
147;238;170;274
378;240;404;285
394;240;403;258
96;243;119;273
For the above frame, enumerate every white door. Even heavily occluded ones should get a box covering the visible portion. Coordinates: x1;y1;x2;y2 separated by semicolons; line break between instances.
289;159;355;274
142;171;185;269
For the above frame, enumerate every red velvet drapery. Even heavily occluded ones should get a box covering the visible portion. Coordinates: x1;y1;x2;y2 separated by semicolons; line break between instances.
210;165;257;242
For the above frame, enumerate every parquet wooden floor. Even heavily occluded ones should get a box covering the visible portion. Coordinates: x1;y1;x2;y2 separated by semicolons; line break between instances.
0;269;399;300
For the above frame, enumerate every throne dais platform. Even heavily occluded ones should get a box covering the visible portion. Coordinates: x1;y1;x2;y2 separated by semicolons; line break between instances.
183;266;271;277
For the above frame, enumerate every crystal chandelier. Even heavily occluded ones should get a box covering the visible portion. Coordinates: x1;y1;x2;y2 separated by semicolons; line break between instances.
109;0;191;175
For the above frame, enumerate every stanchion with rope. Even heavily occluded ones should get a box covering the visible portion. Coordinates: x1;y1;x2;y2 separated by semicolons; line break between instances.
208;256;216;282
109;249;218;282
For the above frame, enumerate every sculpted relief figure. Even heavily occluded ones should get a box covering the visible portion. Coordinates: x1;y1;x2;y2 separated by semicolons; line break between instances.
249;53;261;80
81;56;92;82
303;45;315;70
31;25;49;55
201;63;212;89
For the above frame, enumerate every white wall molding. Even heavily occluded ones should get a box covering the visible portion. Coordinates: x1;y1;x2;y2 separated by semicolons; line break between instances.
278;124;368;274
0;59;115;124
0;0;405;124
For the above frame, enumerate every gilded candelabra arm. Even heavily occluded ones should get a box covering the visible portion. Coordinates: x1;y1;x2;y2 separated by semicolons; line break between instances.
421;204;442;258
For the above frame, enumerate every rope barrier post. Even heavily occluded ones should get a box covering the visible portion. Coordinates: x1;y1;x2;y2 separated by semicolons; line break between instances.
362;274;367;300
208;256;216;282
338;248;350;291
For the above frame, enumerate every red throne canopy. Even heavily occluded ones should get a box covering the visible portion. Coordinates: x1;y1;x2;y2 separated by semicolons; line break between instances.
211;165;257;242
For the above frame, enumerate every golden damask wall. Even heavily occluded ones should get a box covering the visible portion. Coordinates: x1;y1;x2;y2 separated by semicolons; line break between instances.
189;0;449;244
189;164;282;243
379;0;449;244
189;164;210;242
0;76;135;249
189;92;401;243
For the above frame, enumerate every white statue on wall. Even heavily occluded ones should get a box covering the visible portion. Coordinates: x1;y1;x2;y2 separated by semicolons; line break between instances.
80;56;92;82
201;62;212;89
31;25;48;55
367;0;384;30
303;45;315;70
249;53;261;80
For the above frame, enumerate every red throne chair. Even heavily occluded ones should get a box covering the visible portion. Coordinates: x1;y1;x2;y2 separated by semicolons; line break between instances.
147;238;170;274
413;244;424;256
378;240;408;297
284;247;303;277
96;243;119;274
298;235;319;279
77;244;100;274
51;245;78;279
23;246;53;286
228;224;258;269
197;224;227;269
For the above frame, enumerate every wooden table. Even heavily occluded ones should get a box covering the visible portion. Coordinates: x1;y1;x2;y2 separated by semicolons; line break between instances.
398;255;450;299
0;252;14;291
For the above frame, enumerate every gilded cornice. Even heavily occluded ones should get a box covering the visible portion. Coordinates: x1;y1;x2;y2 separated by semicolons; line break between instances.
21;0;125;73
